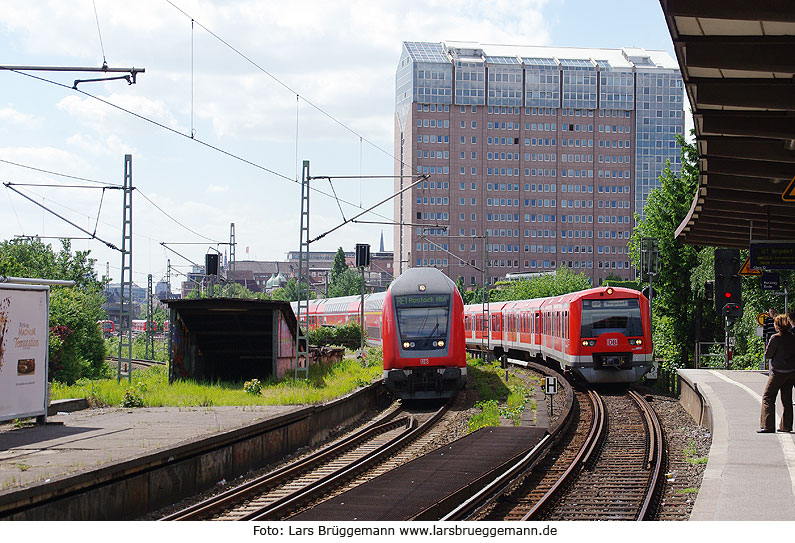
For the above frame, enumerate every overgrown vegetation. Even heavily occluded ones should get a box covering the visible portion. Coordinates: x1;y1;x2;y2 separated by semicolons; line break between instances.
307;322;364;350
52;348;382;407
0;238;107;383
466;356;538;433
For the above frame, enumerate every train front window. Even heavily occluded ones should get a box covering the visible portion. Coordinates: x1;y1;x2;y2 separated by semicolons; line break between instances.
580;298;643;338
394;294;450;345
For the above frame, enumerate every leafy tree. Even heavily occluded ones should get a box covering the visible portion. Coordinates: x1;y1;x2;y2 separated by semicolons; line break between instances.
49;287;109;382
271;277;316;301
0;238;106;382
630;134;700;368
327;268;363;298
490;267;592;302
329;247;349;288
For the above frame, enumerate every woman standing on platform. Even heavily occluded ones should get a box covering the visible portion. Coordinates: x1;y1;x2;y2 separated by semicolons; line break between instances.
759;314;795;433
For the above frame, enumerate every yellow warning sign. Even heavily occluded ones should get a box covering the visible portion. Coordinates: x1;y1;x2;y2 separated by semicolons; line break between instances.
757;313;768;326
739;257;762;277
783;174;795;202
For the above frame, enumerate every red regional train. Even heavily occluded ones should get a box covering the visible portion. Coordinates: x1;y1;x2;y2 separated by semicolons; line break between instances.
294;267;466;399
463;286;652;384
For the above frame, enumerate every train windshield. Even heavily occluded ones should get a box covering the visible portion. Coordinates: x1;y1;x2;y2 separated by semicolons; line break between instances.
580;298;643;338
394;294;450;340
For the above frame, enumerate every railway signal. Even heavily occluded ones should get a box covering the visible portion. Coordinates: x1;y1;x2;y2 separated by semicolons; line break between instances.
714;249;742;317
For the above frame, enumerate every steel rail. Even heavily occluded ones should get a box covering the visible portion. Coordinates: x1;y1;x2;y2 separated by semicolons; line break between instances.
629;389;665;521
161;407;405;521
521;389;605;521
245;401;451;521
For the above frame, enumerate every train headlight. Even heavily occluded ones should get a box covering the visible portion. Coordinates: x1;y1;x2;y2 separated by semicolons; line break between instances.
629;339;643;346
582;340;596;347
438;340;445;348
418;284;426;292
606;287;614;295
410;342;415;348
403;342;410;349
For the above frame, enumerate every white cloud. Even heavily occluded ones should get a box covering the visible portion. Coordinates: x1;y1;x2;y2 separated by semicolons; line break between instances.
206;184;228;193
0;106;36;125
66;133;137;157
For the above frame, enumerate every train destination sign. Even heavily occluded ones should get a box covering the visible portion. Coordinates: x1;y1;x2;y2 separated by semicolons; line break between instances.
394;294;449;307
750;241;795;270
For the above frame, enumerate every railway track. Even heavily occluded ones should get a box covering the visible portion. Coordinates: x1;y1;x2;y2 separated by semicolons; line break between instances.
162;400;451;521
473;383;663;521
105;356;165;369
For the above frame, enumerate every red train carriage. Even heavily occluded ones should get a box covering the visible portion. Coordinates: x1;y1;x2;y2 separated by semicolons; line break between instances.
381;267;466;399
131;319;157;333
97;319;114;337
464;286;652;384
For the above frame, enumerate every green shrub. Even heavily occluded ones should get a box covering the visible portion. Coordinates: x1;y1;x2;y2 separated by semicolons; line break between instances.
121;388;144;408
307;323;363;350
243;379;263;395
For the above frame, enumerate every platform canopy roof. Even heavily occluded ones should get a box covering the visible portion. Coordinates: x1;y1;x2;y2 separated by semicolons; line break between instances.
660;0;795;247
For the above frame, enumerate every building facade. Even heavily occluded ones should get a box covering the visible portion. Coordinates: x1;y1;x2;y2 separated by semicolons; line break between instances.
394;42;684;285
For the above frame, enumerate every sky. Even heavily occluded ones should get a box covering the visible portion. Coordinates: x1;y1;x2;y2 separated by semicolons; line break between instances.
0;0;683;291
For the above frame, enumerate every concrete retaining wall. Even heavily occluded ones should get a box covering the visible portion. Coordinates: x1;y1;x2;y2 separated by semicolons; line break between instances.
0;383;386;521
677;370;713;433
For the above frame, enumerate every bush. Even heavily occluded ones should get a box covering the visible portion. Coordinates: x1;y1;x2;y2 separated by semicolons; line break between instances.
307;323;363;350
121;388;144;408
49;287;106;383
243;379;263;395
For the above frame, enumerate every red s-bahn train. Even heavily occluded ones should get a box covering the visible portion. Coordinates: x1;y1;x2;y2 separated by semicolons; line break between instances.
463;286;653;384
294;267;466;400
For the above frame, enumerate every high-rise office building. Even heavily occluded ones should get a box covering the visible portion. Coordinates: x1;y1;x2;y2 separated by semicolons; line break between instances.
393;42;684;286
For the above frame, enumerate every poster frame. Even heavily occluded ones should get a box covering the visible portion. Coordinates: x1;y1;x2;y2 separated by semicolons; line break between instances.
0;283;50;424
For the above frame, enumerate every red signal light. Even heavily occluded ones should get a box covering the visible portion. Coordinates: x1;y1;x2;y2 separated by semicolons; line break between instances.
724;291;732;298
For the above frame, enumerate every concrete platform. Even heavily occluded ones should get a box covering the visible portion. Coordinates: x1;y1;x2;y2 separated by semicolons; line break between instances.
0;383;384;520
0;405;301;492
678;369;795;521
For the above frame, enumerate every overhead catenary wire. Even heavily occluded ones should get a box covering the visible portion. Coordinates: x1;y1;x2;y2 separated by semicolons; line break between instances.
1;156;225;244
92;0;108;66
164;0;406;171
2;179;213;250
3;182;119;251
310;174;427;244
5;68;395;224
0;157;122;187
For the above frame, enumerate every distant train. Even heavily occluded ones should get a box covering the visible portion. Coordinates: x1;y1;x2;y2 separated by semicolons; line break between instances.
97;320;114;337
294;281;652;387
293;267;466;399
98;319;169;335
464;286;653;384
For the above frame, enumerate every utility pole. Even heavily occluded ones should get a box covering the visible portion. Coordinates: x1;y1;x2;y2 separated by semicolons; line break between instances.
146;274;153;360
229;222;236;280
117;155;133;383
295;161;311;380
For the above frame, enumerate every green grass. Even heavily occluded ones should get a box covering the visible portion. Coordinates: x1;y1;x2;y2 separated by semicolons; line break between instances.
683;438;709;465
675;487;699;495
52;348;383;408
466;356;537;432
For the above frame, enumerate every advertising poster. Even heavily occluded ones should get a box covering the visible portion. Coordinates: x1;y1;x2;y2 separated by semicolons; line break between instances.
0;285;49;422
